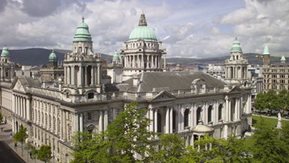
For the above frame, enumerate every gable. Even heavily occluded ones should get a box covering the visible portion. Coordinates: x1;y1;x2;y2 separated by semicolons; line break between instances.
13;80;26;93
151;91;175;102
229;86;242;93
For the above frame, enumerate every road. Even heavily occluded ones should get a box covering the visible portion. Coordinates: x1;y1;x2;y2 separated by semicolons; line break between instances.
0;141;25;163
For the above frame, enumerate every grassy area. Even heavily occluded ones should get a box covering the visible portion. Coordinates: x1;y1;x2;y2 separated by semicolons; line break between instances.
252;115;289;128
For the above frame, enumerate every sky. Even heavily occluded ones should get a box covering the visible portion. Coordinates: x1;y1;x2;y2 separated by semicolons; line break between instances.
0;0;288;58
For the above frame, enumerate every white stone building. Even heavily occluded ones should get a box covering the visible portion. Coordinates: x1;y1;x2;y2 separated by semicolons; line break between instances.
0;14;252;163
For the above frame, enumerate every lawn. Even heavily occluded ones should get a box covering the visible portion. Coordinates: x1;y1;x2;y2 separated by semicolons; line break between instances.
252;115;289;129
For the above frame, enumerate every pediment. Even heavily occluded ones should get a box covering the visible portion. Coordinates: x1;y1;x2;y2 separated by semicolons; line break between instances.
13;80;26;93
229;86;242;93
151;91;175;102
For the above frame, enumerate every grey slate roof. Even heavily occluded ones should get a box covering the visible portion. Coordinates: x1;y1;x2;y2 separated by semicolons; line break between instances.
18;76;41;88
122;71;225;93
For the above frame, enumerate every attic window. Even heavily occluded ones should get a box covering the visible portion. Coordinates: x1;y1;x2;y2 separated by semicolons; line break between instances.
88;92;94;99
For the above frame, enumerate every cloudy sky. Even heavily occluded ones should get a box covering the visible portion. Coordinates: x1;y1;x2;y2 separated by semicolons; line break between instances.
0;0;288;58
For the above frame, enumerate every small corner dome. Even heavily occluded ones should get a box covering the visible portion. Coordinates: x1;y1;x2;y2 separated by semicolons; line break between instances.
1;47;9;57
281;56;286;62
230;37;242;53
263;45;270;55
112;51;121;62
49;50;57;61
73;17;92;42
128;13;157;41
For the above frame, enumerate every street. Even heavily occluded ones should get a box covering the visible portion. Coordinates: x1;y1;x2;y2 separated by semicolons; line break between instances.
0;141;25;163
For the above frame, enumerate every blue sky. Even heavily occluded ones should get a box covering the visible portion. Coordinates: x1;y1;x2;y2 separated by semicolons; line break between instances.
0;0;288;58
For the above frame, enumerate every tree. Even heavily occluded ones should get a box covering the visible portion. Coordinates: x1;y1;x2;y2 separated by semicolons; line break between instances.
13;125;28;156
255;90;278;111
252;118;289;162
72;102;153;163
37;145;52;163
151;134;186;163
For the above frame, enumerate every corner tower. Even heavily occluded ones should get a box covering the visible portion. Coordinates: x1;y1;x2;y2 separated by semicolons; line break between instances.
120;13;166;81
262;45;271;65
0;47;15;82
224;38;248;83
63;18;102;102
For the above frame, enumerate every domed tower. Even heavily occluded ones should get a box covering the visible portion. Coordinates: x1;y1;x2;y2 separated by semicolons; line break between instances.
48;49;57;68
62;18;102;102
224;38;248;83
120;13;166;81
262;45;271;65
0;47;14;82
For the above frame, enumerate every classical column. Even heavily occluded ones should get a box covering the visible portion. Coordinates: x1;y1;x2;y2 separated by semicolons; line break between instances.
97;65;100;85
165;107;169;133
27;98;31;121
104;110;108;131
99;111;103;132
154;109;158;133
64;67;67;85
91;66;95;86
84;66;87;86
78;65;82;86
74;114;79;132
225;96;229;122
149;109;154;132
224;124;228;139
79;113;83;132
71;65;75;85
170;107;173;133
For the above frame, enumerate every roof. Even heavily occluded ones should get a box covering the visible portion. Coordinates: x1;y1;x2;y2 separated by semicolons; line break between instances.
122;71;226;93
18;76;41;88
230;37;242;53
263;45;270;55
1;47;9;57
129;13;157;41
192;124;214;133
49;50;57;61
73;18;92;42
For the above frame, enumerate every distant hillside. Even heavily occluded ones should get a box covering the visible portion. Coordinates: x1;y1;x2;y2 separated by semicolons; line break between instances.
0;48;283;66
167;53;282;65
2;48;113;66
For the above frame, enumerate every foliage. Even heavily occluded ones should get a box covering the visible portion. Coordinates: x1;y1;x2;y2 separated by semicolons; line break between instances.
37;145;52;163
151;134;186;163
72;102;289;163
252;118;289;163
72;102;153;163
13;125;28;155
255;90;289;112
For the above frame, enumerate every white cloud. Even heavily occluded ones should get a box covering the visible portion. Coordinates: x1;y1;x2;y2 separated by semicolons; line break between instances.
1;0;289;59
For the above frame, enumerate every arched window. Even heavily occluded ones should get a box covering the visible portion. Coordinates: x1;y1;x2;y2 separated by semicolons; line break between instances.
196;107;202;125
88;92;94;99
208;105;213;123
184;109;189;128
218;104;223;120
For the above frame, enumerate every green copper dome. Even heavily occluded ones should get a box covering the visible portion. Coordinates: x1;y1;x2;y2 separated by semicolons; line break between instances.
112;51;121;62
230;37;242;53
281;56;286;62
73;17;92;42
1;47;9;57
49;50;57;61
263;45;270;55
129;13;157;41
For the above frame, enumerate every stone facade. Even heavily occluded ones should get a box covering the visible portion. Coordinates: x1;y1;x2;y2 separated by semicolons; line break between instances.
0;15;252;163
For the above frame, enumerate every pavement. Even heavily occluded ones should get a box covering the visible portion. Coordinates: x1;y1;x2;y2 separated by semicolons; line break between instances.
0;123;44;163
